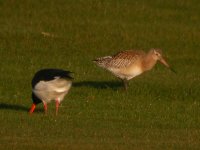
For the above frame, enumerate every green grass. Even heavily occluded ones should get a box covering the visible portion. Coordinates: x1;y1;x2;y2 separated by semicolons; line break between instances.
0;0;200;149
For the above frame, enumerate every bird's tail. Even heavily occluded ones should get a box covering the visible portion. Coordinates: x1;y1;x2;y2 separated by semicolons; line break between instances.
93;56;112;68
62;71;74;80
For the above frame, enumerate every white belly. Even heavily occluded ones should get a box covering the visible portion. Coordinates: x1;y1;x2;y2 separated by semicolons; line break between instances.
33;78;72;103
108;66;143;80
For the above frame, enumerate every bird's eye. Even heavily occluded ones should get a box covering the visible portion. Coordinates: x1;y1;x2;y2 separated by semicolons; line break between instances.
153;50;160;56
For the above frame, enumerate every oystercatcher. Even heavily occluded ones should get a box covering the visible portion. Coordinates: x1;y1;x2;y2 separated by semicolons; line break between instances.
29;69;73;115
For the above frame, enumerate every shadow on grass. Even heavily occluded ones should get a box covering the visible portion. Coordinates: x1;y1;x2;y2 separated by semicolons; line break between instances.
73;80;123;89
0;102;43;113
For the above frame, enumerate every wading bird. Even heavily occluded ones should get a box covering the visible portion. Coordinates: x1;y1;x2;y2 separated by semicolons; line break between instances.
29;69;73;115
93;49;175;90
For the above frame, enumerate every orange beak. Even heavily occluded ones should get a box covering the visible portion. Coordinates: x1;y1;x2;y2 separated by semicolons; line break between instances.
29;103;36;114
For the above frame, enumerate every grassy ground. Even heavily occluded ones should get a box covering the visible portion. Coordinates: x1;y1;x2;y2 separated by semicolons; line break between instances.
0;0;200;149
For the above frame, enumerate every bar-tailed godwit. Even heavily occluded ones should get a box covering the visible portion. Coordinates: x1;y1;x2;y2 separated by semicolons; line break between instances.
93;49;174;90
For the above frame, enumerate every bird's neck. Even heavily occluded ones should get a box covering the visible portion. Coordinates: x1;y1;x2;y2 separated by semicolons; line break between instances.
142;53;157;71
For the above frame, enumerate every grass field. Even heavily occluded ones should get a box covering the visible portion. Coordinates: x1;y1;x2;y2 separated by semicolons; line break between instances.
0;0;200;149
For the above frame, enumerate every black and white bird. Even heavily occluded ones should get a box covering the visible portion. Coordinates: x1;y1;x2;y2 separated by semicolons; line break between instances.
29;69;73;115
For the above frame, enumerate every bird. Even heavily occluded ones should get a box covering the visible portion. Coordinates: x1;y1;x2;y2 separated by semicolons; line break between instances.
93;49;175;90
29;68;73;115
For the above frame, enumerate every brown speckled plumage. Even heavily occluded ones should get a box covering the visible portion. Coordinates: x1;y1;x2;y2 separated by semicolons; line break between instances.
108;50;145;68
93;49;171;90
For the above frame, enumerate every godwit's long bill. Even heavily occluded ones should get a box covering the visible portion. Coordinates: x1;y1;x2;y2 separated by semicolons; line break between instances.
93;49;174;90
29;69;73;115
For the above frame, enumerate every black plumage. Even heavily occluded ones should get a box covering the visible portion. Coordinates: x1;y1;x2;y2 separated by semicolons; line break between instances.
32;69;73;88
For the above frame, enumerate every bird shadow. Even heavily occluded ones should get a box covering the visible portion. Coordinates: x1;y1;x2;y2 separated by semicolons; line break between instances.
73;80;122;90
0;102;43;113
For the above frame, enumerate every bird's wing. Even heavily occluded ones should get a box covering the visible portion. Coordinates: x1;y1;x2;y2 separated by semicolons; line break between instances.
32;69;73;88
107;50;145;68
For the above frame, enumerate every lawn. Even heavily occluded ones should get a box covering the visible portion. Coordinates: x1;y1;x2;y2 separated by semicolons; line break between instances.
0;0;200;149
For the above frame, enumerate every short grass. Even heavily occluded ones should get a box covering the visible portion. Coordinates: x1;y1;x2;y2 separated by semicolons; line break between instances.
0;0;200;149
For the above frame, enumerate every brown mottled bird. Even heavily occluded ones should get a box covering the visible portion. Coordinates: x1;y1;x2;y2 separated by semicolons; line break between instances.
93;49;174;90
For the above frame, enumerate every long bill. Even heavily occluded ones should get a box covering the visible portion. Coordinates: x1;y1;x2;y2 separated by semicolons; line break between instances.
159;57;176;73
29;103;36;114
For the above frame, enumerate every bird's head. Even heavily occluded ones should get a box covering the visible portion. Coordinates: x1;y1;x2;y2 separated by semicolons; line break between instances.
150;49;176;73
32;93;42;105
29;93;42;114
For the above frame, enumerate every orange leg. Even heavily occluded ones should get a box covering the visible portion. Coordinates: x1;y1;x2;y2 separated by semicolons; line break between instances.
43;102;47;114
29;103;36;114
56;100;60;115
